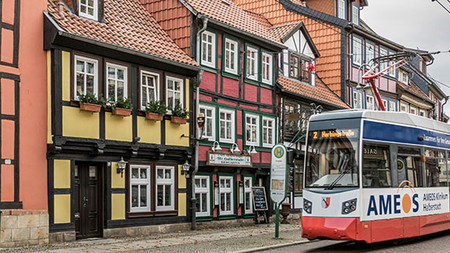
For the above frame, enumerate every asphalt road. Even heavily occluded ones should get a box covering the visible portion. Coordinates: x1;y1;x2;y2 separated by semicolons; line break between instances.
257;230;450;253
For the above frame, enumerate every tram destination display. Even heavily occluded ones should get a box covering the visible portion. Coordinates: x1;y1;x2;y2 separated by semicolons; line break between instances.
251;187;268;211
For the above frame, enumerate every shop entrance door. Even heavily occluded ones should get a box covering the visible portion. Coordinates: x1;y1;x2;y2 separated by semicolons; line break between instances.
74;162;103;239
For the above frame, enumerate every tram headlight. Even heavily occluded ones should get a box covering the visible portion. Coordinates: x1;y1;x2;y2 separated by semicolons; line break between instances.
342;198;357;215
303;199;312;214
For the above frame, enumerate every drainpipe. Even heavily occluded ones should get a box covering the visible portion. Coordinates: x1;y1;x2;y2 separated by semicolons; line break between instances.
192;14;208;231
441;96;449;121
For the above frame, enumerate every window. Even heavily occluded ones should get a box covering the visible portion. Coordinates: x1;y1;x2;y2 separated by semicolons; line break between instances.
366;95;374;110
382;100;387;111
246;46;258;80
410;106;417;115
130;165;151;213
398;147;423;187
289;53;312;84
352;4;359;25
155;166;175;211
289;54;300;80
425;150;445;187
388;51;396;78
293;161;303;196
400;103;407;112
262;117;275;148
362;143;391;188
262;52;273;84
399;70;409;84
140;71;159;110
106;63;127;102
79;0;98;20
243;177;253;214
195;175;210;217
224;38;238;74
419;109;426;117
74;55;98;100
337;0;345;19
166;77;184;110
200;105;216;141
301;58;312;84
219;176;234;215
365;41;375;65
245;114;259;146
353;90;362;109
219;109;235;143
379;47;388;71
352;36;362;66
389;101;396;112
201;31;216;68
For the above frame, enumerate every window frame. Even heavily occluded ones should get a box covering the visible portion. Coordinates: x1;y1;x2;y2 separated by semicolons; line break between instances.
262;116;276;148
353;90;362;109
245;113;260;146
289;53;301;81
352;36;362;66
336;0;346;19
140;70;160;111
410;106;417;115
155;165;175;212
195;175;211;217
365;40;375;66
74;55;99;101
379;46;388;71
201;31;216;68
261;52;273;85
243;176;253;214
219;175;234;216
219;108;235;144
78;0;98;20
389;101;397;112
366;95;374;110
129;165;151;213
419;109;426;117
400;102;408;112
388;50;397;78
246;46;259;81
224;38;239;75
199;104;216;142
166;76;184;111
105;62;128;102
352;4;360;25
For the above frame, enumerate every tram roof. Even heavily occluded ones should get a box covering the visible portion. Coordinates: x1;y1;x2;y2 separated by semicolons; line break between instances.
310;109;450;134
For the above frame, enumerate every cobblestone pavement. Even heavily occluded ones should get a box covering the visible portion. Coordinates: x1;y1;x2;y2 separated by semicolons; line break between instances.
0;223;308;253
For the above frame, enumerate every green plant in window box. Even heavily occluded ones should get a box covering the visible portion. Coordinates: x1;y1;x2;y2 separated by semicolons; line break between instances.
144;100;167;121
78;92;106;113
169;102;188;124
108;96;132;117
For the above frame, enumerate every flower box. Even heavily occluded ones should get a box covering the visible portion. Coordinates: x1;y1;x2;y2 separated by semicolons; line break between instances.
145;112;163;121
80;103;102;113
112;107;132;117
170;116;187;124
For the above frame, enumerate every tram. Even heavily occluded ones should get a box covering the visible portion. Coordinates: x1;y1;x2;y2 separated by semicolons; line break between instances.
302;110;450;243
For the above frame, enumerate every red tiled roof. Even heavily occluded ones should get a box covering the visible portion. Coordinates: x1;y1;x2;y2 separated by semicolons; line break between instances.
47;0;198;67
243;10;272;28
268;22;299;41
278;74;349;108
398;81;433;103
184;0;283;46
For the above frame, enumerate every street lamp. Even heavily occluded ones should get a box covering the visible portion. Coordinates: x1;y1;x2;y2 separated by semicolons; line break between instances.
117;157;127;178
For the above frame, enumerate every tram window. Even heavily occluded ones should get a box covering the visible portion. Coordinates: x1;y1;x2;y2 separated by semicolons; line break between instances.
362;144;391;188
398;147;423;187
425;150;446;187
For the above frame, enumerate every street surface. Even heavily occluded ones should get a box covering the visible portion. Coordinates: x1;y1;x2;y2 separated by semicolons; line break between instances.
259;230;450;253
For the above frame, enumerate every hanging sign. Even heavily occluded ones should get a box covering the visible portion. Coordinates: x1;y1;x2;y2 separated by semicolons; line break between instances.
270;144;287;204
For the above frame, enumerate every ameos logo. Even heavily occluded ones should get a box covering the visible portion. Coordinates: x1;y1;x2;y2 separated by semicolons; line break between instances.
367;180;419;216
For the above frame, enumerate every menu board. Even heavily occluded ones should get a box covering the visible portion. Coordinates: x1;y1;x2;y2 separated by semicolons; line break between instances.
252;187;268;211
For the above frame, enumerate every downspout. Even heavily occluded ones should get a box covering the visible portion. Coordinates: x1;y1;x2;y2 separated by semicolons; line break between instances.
441;96;449;121
192;14;208;231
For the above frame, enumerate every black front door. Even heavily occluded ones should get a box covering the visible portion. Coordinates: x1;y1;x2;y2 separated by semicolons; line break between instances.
74;162;103;239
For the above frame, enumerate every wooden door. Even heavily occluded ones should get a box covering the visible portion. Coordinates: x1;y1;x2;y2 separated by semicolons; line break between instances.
74;163;103;239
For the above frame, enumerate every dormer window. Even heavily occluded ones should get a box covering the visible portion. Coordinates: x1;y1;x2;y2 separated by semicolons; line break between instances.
79;0;98;20
289;53;312;85
352;4;359;25
336;0;346;19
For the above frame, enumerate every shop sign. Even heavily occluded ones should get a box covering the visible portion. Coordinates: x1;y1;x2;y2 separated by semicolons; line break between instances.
207;151;252;167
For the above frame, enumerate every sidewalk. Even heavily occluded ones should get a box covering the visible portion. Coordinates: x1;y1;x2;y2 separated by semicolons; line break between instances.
0;222;309;253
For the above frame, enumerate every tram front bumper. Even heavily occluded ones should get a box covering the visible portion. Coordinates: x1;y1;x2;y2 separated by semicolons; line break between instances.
302;216;357;241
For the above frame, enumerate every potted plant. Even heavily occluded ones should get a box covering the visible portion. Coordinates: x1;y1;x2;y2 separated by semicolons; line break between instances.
108;96;132;116
78;92;106;112
169;102;188;124
144;100;166;121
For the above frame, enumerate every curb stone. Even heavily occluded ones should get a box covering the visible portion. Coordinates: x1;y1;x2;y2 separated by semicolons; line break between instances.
232;238;312;253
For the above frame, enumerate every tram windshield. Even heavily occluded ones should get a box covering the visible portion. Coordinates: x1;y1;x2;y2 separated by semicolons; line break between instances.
305;127;359;188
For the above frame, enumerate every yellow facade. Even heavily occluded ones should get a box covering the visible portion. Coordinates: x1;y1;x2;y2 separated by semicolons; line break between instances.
63;106;100;139
105;112;132;142
137;116;161;144
54;160;71;189
111;193;125;220
185;79;190;112
111;162;125;188
54;194;71;224
61;51;71;102
47;51;52;144
165;120;189;146
178;193;187;216
178;165;186;189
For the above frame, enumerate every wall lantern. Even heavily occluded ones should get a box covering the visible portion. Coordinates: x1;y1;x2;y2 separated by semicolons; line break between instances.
231;143;240;154
182;160;191;178
117;157;127;178
239;181;244;205
212;141;222;152
248;145;257;155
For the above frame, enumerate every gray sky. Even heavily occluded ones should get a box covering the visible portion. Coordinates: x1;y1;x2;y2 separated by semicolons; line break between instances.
360;0;450;113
